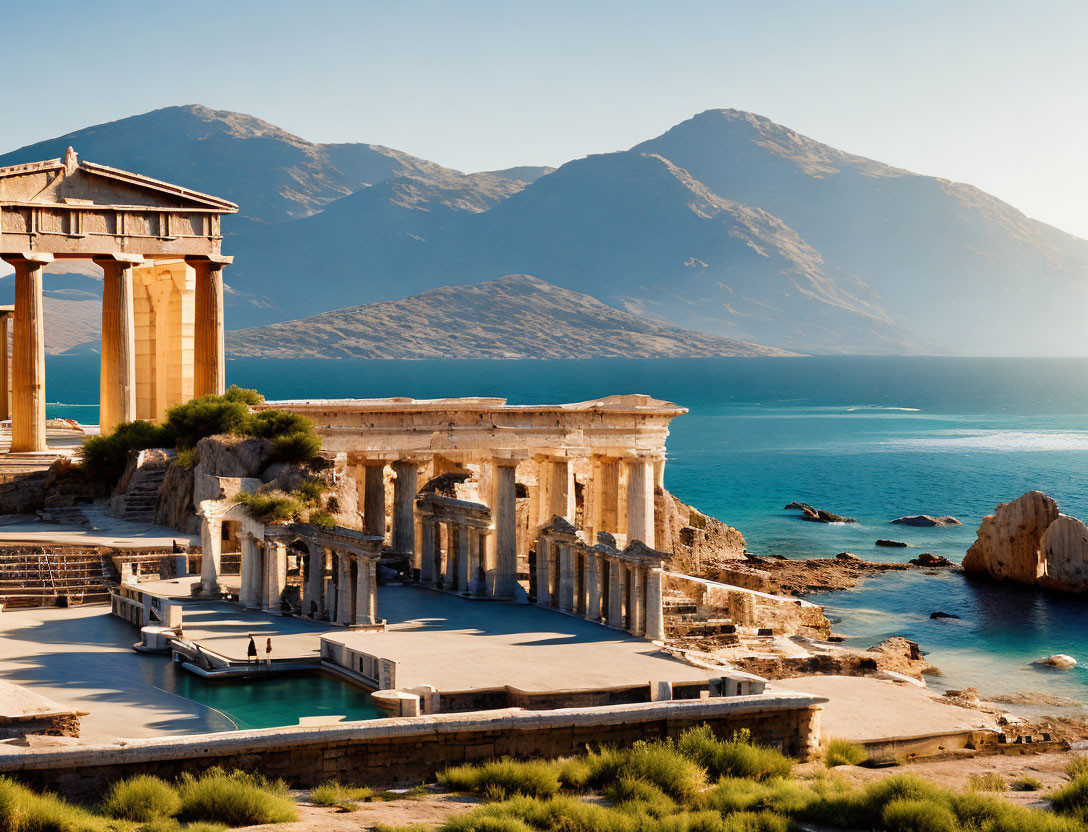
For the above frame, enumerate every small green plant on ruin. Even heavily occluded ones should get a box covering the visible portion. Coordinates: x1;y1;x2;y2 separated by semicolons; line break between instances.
81;386;322;487
232;476;334;525
823;737;868;768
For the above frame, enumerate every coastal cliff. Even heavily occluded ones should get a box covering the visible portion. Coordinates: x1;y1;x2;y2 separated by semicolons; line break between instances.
963;491;1088;592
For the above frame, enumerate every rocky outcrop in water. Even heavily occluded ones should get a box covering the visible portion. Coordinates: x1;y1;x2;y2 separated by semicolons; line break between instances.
785;502;857;523
963;491;1088;593
892;515;961;527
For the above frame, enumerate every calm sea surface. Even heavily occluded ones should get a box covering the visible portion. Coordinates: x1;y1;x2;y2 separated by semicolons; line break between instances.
44;355;1088;711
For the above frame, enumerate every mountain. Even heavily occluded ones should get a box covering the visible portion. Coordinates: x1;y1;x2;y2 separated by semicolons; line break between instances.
225;275;797;359
0;275;101;354
0;105;536;227
5;106;1088;355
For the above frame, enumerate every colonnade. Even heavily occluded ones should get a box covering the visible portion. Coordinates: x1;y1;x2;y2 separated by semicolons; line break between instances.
535;519;666;641
416;492;496;596
298;544;379;626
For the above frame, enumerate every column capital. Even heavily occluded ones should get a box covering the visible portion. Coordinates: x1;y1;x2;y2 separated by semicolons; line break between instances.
185;254;234;266
93;253;145;266
391;456;427;469
491;452;526;467
2;252;53;266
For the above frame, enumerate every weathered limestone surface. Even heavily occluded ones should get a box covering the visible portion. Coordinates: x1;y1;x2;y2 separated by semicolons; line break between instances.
963;491;1088;593
657;491;746;578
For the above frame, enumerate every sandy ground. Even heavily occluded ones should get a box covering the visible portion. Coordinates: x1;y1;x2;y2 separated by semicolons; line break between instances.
779;675;998;740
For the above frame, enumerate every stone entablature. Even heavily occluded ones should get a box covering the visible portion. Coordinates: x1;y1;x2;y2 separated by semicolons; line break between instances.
0;149;236;448
535;521;669;640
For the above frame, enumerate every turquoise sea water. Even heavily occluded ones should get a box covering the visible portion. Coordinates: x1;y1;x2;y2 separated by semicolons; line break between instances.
43;355;1088;710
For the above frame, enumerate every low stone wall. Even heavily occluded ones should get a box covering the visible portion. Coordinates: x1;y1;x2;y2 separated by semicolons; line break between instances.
0;712;81;741
0;696;825;800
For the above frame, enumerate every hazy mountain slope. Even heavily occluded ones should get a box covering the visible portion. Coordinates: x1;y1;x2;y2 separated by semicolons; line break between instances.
226;275;798;359
0;105;530;227
634;110;1088;354
0;275;101;353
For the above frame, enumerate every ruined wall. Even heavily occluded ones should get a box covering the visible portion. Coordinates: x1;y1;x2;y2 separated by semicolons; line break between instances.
656;491;746;577
0;699;823;800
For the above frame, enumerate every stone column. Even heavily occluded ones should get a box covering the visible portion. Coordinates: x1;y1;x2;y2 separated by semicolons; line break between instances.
367;559;378;623
391;459;418;555
586;553;602;621
491;459;519;598
363;463;387;539
5;254;51;452
199;516;222;595
624;458;655;545
547;458;573;521
419;517;436;584
607;558;624;628
265;539;287;614
444;523;458;589
355;556;374;625
535;540;552;607
645;567;665;640
456;522;471;593
0;313;9;422
557;541;574;612
98;256;141;435
336;552;353;625
302;547;324;618
591;457;620;537
629;565;644;636
467;529;481;596
192;259;226;397
323;548;337;620
238;533;259;608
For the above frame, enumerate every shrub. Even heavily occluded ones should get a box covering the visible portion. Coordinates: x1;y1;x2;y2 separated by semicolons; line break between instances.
557;757;593;791
1066;755;1088;780
308;509;336;529
677;726;792;781
881;797;959;832
81;419;172;486
232;490;305;523
101;774;181;821
1048;773;1088;817
605;776;676;814
0;775;111;832
175;447;199;469
824;738;867;768
967;772;1008;792
269;431;322;464
164;397;251;450
295;478;327;505
951;790;1016;828
176;768;296;826
246;409;312;440
222;385;264;406
720;811;790;832
309;780;373;808
438;759;562;800
583;741;706;800
1012;775;1045;792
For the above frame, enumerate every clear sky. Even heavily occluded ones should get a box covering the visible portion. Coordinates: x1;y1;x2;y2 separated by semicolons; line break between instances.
4;0;1087;238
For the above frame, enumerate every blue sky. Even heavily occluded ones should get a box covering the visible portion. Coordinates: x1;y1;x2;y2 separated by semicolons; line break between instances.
4;0;1087;237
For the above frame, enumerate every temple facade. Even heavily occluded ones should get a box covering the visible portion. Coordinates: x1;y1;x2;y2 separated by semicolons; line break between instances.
0;148;236;448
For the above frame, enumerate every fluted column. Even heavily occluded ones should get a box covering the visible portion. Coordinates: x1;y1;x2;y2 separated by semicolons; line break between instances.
443;523;458;588
535;540;552;607
557;541;574;612
591;457;620;538
239;533;259;608
629;566;644;636
191;258;227;397
456;522;471;593
391;459;418;555
645;567;665;640
363;462;387;539
419;517;436;584
355;556;374;625
97;255;141;435
336;552;352;625
367;559;378;623
265;539;287;614
490;459;519;598
302;547;324;617
468;529;482;596
0;313;10;422
199;517;222;595
586;553;602;621
624;458;655;545
607;558;624;627
5;254;51;452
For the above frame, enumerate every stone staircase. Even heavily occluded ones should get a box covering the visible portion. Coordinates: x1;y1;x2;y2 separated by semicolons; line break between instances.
0;548;113;609
664;598;738;640
114;451;171;523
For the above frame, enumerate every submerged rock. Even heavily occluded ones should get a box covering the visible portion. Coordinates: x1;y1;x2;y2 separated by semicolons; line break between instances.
911;553;953;567
892;514;962;527
929;611;961;620
785;502;857;524
875;539;908;548
1033;654;1078;669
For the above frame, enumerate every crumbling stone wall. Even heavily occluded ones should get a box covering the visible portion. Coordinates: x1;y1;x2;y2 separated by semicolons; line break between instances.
656;491;746;578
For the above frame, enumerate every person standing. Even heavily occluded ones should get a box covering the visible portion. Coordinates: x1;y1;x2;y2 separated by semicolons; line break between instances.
265;637;273;666
247;635;257;665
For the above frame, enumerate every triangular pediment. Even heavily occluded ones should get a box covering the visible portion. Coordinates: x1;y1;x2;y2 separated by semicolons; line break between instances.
0;149;236;213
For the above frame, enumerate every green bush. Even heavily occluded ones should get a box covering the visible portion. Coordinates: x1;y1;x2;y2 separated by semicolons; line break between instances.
309;780;373;810
605;776;677;813
582;741;706;800
1066;756;1088;780
1048;773;1088;818
176;768;296;826
824;738;867;768
438;759;562;800
222;385;264;406
81;420;172;486
0;776;112;832
295;478;327;505
174;447;199;469
269;431;322;464
967;772;1008;792
307;509;336;529
232;491;305;523
677;726;792;781
1012;775;1045;792
101;774;181;821
881;797;959;832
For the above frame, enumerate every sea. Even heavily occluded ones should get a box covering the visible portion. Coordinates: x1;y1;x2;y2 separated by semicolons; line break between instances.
43;354;1088;714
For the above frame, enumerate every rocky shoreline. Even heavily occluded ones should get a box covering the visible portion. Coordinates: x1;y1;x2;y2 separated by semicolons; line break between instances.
717;551;957;596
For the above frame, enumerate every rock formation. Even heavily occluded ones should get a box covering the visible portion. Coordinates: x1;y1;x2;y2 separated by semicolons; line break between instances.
963;491;1088;593
784;502;857;524
892;515;961;527
657;491;747;578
